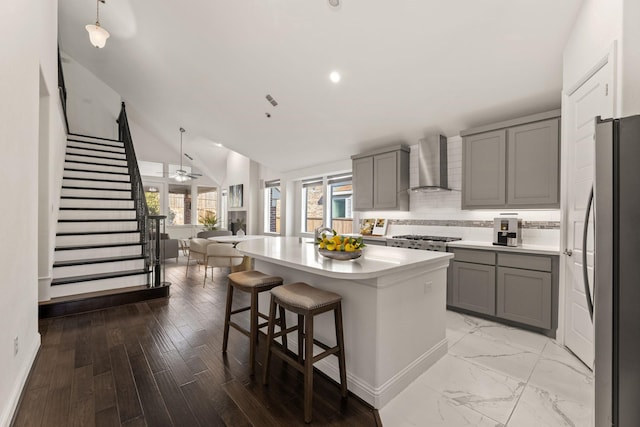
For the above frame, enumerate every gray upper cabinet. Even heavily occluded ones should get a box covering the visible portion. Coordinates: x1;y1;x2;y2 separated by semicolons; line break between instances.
461;110;560;209
353;156;374;210
463;130;506;208
507;119;559;207
352;145;409;211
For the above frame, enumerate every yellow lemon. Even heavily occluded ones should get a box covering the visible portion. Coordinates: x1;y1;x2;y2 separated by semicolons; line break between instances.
332;235;341;245
326;243;336;251
319;241;326;249
344;243;355;252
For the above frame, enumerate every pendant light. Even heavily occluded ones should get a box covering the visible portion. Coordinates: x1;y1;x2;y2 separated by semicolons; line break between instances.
86;0;110;48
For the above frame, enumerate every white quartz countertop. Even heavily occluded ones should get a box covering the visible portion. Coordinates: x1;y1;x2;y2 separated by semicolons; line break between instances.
447;240;560;256
236;236;453;279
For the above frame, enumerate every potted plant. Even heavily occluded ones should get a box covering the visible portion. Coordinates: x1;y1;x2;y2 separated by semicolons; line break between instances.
199;211;218;231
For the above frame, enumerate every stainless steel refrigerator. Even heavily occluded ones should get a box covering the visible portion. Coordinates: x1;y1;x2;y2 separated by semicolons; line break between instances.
594;115;640;427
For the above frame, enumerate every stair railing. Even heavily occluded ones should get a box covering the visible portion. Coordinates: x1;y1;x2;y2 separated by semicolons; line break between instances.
117;102;152;285
57;47;70;134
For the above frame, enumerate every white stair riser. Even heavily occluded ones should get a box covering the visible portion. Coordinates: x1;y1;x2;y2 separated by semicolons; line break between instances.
66;147;126;159
59;210;136;220
54;245;143;262
53;259;145;279
60;198;134;209
64;170;130;182
56;232;140;246
66;154;127;167
50;274;148;299
68;136;123;147
62;179;131;190
65;162;128;174
61;188;132;199
67;142;125;154
57;221;138;233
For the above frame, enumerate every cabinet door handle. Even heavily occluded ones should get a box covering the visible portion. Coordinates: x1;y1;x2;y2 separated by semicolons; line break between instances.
563;249;573;256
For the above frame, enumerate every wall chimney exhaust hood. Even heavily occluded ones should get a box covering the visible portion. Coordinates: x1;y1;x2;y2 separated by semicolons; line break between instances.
410;135;450;192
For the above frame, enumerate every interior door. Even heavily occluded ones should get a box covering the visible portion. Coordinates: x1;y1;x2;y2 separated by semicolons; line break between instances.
563;60;614;368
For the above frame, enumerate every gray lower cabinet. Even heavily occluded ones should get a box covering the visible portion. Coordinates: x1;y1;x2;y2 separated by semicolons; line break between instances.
451;261;496;316
448;248;558;334
496;267;552;329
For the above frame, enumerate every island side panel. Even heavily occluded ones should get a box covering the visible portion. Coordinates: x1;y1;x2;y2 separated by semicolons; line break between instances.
374;266;448;408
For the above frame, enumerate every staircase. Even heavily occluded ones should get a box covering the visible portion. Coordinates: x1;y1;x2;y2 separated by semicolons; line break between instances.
51;133;149;298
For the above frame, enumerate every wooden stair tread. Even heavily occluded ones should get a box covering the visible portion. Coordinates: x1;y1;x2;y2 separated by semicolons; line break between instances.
58;218;137;223
56;229;140;236
54;254;146;268
62;185;130;191
51;269;148;286
55;242;145;251
67;133;123;143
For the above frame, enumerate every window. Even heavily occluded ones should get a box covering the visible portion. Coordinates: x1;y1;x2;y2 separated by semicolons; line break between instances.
197;186;218;226
144;185;161;215
138;161;164;178
302;177;324;233
327;174;353;234
264;179;281;233
168;184;192;225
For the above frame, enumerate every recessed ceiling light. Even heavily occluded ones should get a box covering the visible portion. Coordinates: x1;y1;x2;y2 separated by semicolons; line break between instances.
329;71;341;83
328;0;340;9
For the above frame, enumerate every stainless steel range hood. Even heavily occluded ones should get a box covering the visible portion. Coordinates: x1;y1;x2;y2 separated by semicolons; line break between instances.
410;135;450;191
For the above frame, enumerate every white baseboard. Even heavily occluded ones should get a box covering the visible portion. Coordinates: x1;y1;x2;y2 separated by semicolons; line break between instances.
284;336;448;409
0;333;41;427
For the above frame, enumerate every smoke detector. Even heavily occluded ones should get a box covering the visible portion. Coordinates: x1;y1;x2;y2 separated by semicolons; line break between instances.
328;0;340;9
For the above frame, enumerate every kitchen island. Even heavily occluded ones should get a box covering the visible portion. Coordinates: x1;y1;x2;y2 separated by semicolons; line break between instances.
236;236;453;408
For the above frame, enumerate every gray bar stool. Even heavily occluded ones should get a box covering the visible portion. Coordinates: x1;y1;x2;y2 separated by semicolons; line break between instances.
223;270;285;375
262;282;347;423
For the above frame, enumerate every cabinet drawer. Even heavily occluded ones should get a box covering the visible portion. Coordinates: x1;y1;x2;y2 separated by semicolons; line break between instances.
497;253;551;272
452;249;495;265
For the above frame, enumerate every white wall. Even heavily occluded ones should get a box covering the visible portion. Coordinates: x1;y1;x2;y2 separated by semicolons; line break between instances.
622;0;640;116
0;0;65;424
61;51;121;139
562;0;623;99
223;151;259;233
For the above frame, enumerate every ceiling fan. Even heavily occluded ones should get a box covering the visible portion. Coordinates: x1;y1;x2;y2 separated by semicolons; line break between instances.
171;127;202;182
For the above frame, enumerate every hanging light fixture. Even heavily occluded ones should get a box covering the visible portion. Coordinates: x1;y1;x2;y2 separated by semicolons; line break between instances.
171;128;202;182
86;0;110;48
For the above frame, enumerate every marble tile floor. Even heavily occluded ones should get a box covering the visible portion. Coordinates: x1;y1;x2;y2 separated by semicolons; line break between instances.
380;311;594;426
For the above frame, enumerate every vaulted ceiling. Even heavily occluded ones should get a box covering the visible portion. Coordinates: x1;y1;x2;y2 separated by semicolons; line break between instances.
58;0;583;175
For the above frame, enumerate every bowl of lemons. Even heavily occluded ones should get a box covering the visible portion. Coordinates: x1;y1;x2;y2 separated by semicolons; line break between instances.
317;231;365;260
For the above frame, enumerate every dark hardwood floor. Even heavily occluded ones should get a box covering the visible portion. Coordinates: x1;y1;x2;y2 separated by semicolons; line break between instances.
13;258;380;427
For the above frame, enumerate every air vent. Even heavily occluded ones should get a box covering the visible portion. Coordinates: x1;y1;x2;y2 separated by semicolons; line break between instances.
265;94;278;107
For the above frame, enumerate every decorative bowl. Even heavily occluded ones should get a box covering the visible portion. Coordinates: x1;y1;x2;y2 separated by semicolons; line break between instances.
318;248;362;260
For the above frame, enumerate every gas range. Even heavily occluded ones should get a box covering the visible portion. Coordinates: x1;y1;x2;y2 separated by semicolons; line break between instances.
387;235;462;251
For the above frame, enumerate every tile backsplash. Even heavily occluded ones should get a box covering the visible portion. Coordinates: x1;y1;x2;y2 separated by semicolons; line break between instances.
356;136;561;247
